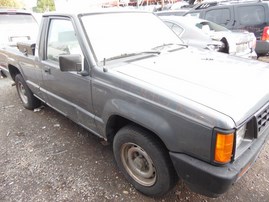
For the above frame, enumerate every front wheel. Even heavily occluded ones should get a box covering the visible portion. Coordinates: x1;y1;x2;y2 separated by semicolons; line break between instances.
113;125;178;197
15;74;41;110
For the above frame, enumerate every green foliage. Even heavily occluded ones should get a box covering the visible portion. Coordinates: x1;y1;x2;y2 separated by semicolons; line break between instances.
35;0;55;13
0;0;21;8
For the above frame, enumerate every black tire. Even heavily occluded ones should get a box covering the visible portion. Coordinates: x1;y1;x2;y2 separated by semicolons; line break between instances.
113;125;178;197
15;74;41;110
220;38;229;54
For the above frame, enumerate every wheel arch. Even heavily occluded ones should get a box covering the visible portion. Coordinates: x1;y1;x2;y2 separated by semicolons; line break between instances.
100;98;178;153
8;64;21;81
106;114;170;152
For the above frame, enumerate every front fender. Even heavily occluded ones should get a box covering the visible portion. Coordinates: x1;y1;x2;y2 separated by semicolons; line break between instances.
103;98;173;145
95;97;213;162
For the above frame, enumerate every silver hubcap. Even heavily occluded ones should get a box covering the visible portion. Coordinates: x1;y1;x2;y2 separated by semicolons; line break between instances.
121;143;156;186
17;81;28;104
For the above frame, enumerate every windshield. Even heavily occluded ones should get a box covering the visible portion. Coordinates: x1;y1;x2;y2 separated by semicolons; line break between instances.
81;12;183;62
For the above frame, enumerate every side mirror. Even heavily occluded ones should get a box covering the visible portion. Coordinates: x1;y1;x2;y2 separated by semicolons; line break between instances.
59;54;82;72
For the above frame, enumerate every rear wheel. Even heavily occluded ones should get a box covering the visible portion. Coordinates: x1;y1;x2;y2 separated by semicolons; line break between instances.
15;74;41;110
113;125;178;197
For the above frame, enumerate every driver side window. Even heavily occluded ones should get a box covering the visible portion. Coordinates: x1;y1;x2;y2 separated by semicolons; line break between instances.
47;19;83;64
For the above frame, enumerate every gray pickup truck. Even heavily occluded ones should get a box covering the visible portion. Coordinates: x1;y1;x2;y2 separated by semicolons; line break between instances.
0;10;269;198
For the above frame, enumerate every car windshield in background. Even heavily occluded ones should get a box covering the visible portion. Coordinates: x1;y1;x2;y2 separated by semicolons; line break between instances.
0;13;37;25
81;12;183;62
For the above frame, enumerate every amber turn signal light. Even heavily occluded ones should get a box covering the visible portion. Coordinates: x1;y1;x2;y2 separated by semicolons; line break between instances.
214;133;234;163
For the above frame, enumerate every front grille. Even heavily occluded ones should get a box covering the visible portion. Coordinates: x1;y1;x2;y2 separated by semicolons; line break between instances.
256;105;269;135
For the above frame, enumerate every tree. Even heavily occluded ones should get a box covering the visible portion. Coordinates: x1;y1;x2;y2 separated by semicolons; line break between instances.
0;0;21;8
35;0;55;13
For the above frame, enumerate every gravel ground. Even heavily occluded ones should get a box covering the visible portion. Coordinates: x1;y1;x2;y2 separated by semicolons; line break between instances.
1;58;269;201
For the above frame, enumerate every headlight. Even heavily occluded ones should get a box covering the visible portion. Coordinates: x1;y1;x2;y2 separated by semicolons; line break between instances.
207;41;224;52
236;125;247;148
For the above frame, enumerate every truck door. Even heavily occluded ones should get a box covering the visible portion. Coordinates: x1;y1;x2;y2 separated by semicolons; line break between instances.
40;17;97;133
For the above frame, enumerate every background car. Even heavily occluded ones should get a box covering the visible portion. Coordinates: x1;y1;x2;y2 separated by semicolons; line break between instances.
160;16;257;58
155;8;191;16
159;16;224;52
0;9;38;47
184;0;269;56
0;9;39;77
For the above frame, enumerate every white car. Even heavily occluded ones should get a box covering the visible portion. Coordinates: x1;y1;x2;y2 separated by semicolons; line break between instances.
160;16;257;58
0;9;38;47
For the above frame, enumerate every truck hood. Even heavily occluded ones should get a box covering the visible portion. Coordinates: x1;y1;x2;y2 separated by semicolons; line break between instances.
113;48;269;125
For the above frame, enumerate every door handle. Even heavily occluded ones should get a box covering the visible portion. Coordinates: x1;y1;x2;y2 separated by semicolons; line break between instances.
44;67;51;74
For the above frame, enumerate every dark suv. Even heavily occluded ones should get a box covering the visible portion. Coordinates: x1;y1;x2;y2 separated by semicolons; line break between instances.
184;0;269;56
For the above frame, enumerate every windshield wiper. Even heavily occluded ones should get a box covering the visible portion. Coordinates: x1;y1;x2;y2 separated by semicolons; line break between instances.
104;51;161;64
103;44;186;64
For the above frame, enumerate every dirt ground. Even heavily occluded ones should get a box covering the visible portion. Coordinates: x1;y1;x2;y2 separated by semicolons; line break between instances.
1;58;269;201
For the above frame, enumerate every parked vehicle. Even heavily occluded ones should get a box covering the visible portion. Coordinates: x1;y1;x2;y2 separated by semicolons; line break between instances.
0;9;38;46
184;0;269;56
1;10;269;198
155;8;191;16
160;16;257;58
159;16;223;51
0;9;38;77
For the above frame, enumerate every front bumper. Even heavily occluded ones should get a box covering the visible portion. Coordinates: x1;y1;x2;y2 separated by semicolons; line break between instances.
170;126;269;197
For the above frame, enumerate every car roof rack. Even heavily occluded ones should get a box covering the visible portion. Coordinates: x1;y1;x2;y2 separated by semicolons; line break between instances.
193;0;262;10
